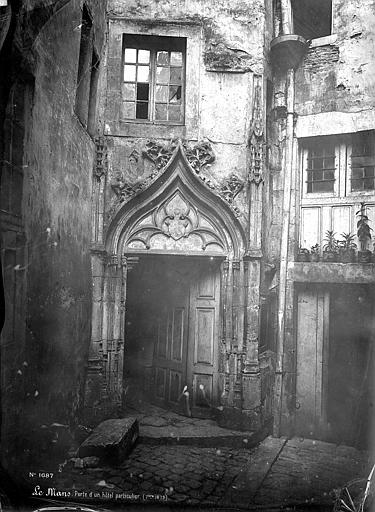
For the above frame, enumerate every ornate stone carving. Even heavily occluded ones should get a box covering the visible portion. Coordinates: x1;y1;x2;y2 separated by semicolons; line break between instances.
110;140;217;207
126;190;226;254
93;137;107;181
142;140;175;170
220;173;244;203
183;141;215;172
248;76;265;185
204;43;253;73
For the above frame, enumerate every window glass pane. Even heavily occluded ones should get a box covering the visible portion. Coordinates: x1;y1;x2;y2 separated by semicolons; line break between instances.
157;51;169;65
352;168;364;179
124;48;137;63
324;170;334;180
137;65;149;83
168;105;182;122
155;103;168;121
136;101;148;119
138;49;150;64
123;83;136;101
123;101;135;118
137;83;149;101
170;67;182;83
365;167;375;177
169;85;182;103
351;180;362;191
156;66;169;84
155;85;168;102
364;178;375;189
170;52;182;66
124;65;136;82
314;181;333;193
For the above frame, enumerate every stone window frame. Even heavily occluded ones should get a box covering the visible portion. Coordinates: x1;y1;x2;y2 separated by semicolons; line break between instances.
122;34;186;125
106;19;201;139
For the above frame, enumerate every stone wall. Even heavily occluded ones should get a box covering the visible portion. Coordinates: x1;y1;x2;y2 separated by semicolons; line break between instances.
0;0;107;469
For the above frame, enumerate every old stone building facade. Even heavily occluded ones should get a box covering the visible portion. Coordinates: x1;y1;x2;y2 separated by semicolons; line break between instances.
1;0;374;474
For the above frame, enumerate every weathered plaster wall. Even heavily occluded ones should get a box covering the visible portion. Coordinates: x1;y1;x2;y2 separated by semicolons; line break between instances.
295;0;375;124
102;0;268;233
0;0;107;468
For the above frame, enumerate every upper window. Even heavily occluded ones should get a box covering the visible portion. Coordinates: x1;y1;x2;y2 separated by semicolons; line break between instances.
351;131;375;192
122;35;186;124
292;0;332;40
306;139;336;194
301;131;375;199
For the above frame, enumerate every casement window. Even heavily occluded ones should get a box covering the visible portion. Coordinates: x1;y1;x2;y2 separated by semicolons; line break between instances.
301;131;375;199
299;131;375;251
306;139;336;194
292;0;332;40
122;35;186;124
351;131;375;192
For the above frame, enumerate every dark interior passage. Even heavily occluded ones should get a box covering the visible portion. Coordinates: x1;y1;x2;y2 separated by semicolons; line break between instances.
328;284;375;448
124;255;221;416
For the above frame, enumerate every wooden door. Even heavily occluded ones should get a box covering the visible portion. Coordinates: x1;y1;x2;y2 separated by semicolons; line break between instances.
296;287;329;438
153;278;189;410
187;262;221;417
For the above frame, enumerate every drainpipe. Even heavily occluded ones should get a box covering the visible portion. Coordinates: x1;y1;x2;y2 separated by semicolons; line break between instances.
272;0;296;437
280;0;293;35
273;68;295;437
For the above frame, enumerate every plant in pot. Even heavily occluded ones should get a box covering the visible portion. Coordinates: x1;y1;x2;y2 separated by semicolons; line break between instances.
322;230;339;262
356;202;372;263
310;243;320;262
338;233;357;263
297;247;310;262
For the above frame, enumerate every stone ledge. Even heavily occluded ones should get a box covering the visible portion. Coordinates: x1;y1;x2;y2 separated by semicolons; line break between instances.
288;261;375;283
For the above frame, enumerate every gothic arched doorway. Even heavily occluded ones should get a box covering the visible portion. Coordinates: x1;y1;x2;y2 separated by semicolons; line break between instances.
87;143;256;424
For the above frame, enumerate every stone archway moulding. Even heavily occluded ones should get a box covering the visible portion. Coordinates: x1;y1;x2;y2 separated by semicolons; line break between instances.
106;142;247;260
86;142;265;430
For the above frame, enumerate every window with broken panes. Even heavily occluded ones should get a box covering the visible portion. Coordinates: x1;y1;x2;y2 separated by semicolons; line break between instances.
351;131;375;191
122;35;185;124
306;140;336;193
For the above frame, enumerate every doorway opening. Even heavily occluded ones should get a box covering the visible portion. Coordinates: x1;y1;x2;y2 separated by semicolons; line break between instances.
327;284;375;448
124;255;222;418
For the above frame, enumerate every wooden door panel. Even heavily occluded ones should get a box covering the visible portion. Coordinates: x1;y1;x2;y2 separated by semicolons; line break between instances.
171;308;184;362
169;370;182;403
296;288;329;438
188;263;221;417
194;307;215;365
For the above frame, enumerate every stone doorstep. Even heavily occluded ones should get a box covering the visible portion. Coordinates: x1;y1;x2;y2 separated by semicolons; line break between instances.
78;418;139;464
139;422;270;449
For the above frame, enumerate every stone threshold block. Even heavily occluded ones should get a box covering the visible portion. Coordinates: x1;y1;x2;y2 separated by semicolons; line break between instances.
78;418;139;464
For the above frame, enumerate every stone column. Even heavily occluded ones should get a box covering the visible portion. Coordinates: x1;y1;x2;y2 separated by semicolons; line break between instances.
101;253;126;407
241;73;265;429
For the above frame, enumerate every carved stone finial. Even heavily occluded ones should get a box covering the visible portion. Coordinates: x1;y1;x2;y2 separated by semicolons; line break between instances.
248;76;265;186
94;137;107;181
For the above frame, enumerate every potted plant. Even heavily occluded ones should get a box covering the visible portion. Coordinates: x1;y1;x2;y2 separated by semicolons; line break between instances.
338;233;357;263
322;230;339;262
297;247;310;262
357;202;372;263
310;243;320;262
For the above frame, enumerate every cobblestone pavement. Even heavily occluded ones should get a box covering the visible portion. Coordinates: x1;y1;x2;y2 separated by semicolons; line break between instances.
55;445;252;506
38;437;370;510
